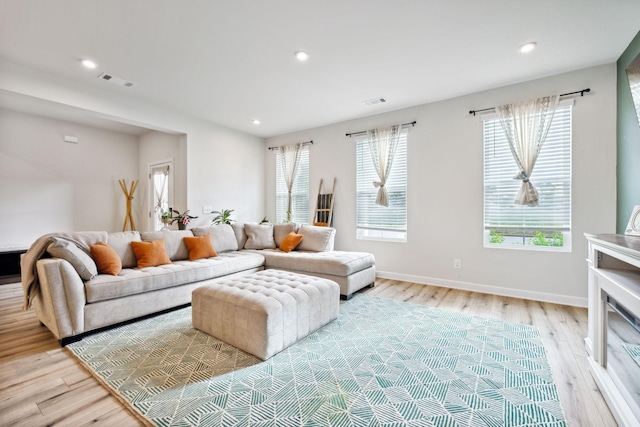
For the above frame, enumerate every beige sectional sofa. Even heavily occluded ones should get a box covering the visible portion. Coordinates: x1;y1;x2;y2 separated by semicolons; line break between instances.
22;223;375;345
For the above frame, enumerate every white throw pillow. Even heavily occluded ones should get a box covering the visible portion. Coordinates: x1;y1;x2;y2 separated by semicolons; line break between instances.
244;223;276;249
47;237;98;280
296;224;336;252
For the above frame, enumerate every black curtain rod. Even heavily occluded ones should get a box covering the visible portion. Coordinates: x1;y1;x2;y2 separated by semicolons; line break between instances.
267;140;313;151
468;88;591;116
346;121;417;137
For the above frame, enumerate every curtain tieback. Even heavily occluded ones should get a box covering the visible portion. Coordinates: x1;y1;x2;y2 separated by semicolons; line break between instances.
373;181;385;188
513;171;530;183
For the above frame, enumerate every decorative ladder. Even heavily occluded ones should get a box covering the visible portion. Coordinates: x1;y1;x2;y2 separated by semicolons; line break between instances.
313;178;336;226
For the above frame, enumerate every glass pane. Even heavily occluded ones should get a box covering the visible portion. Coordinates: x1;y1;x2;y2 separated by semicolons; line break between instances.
151;166;169;231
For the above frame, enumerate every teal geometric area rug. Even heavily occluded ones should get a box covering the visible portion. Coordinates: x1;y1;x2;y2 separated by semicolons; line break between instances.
67;294;566;426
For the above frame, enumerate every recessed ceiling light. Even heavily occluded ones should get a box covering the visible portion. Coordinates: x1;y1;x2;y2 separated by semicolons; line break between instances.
295;51;309;61
252;119;261;125
519;42;537;53
81;59;97;69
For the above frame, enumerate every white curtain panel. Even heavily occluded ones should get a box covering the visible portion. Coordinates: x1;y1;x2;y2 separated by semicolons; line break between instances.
366;125;403;207
496;95;559;207
153;166;169;213
278;143;303;215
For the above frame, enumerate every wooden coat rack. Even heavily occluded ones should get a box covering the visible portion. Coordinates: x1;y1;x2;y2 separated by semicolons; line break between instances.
119;179;139;231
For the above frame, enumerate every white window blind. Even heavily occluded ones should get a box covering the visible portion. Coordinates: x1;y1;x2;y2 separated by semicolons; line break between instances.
275;146;309;224
483;103;572;248
355;128;408;241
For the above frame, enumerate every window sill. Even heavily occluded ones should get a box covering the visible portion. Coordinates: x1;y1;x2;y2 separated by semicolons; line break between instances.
484;242;572;253
357;229;406;243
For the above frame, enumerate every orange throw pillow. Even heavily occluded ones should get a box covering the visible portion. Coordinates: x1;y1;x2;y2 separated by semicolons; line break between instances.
130;239;172;268
183;235;218;261
90;242;122;275
279;231;303;253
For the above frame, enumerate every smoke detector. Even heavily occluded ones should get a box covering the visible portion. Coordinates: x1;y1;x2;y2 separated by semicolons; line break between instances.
362;97;387;106
98;72;134;88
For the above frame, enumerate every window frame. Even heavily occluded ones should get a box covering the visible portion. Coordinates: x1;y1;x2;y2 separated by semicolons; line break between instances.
355;127;409;243
482;101;573;252
149;160;173;231
275;145;310;224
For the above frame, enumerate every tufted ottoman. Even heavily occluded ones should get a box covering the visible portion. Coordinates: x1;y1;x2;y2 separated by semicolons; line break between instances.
192;269;340;360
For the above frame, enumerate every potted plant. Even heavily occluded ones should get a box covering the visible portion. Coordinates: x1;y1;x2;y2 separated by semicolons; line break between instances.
211;209;235;225
161;209;197;230
172;209;197;230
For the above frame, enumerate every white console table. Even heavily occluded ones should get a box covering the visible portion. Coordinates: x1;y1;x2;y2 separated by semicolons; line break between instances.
585;233;640;426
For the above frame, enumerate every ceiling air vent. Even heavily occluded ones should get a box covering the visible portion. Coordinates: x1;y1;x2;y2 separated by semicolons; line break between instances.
98;72;134;88
362;97;387;106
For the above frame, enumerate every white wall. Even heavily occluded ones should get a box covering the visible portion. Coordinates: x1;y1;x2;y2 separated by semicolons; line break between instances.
0;59;265;230
265;64;617;306
0;109;139;246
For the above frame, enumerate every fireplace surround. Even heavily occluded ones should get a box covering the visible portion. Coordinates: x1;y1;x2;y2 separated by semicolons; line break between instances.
586;234;640;426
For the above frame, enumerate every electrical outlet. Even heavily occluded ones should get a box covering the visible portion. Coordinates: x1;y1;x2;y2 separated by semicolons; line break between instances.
454;259;462;269
202;206;213;214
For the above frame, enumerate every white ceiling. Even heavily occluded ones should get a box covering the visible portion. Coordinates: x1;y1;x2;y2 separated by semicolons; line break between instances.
0;0;639;138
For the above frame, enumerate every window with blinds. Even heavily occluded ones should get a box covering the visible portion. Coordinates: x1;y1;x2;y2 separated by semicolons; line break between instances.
355;129;408;241
483;103;572;250
275;146;310;224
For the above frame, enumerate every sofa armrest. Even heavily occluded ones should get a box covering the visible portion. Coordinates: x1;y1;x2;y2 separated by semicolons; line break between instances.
34;258;86;340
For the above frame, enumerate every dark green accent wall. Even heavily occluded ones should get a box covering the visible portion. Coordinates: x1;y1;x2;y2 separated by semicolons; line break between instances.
617;31;640;233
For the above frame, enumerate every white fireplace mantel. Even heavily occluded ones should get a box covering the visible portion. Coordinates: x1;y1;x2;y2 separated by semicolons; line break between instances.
585;233;640;427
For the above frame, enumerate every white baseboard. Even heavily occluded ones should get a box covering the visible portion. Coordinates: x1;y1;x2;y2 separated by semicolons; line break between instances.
375;270;587;308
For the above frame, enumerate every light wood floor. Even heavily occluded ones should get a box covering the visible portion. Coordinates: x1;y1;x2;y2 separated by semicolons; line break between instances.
0;279;616;426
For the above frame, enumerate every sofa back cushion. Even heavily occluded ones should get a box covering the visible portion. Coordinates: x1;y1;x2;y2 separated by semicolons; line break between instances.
141;230;193;261
192;225;238;253
297;225;336;252
231;222;248;249
107;231;141;268
273;223;296;247
244;223;276;249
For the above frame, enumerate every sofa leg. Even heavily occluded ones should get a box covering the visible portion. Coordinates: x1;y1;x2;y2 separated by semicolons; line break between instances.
340;293;353;301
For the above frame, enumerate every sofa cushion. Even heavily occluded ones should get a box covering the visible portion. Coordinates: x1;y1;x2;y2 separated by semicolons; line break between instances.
273;223;296;247
279;231;303;253
89;242;122;275
183;235;218;261
192;225;238;252
231;222;248;249
47;237;98;281
106;231;140;268
296;225;336;252
84;252;265;303
131;240;172;268
260;249;375;277
244;223;276;249
141;230;193;261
